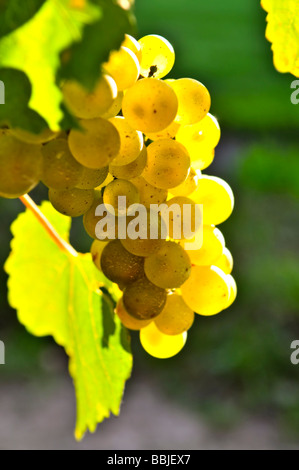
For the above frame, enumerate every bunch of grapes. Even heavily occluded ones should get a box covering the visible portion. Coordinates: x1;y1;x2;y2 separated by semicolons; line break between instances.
0;34;236;359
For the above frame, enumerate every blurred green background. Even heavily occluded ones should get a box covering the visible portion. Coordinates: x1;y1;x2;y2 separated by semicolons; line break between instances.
1;0;299;447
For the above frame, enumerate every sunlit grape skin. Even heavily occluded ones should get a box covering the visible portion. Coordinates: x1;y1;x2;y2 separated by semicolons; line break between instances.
138;34;175;79
154;293;194;336
116;298;151;330
140;322;187;359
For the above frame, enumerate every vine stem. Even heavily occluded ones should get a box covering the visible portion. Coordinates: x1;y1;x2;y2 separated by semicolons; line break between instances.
19;195;78;258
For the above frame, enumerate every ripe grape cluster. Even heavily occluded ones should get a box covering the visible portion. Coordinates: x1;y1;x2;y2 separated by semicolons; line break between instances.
0;34;236;359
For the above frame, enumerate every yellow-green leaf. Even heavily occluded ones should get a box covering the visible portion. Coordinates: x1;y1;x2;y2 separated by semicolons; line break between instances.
4;201;132;440
261;0;299;77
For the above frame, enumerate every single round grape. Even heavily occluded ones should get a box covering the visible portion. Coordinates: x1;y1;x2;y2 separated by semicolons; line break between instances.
138;34;175;78
144;240;191;289
225;274;237;308
180;225;225;266
143;139;190;189
90;239;109;270
103;179;140;215
116;298;151;330
181;265;230;316
154;293;194;335
191;175;234;225
122;78;178;133
68;118;120;169
176;113;221;160
166;196;202;240
123;277;167;320
61;75;117;119
100;91;123;119
145;120;180;141
214;247;233;275
41;139;82;190
49;187;94;217
109;116;144;166
103;46;140;91
109;146;147;179
170;168;200;197
100;239;144;286
10;127;57;144
76;166;108;189
140;322;187;359
122;34;142;62
130;176;168;207
191;149;215;171
0;130;42;198
166;78;211;125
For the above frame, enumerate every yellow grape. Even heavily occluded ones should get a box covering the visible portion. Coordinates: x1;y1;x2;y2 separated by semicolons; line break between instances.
122;34;142;62
100;91;123;119
154;293;194;335
83;192;106;239
116;298;151;331
90;239;109;270
145;120;180;141
225;274;237;308
76;165;108;189
109;116;144;166
103;179;140;215
140;322;187;359
103;46;140;91
100;239;144;286
61;75;117;119
49;187;94;217
214;247;233;275
170;168;200;197
41;138;82;190
165;196;202;240
176;113;221;160
191;149;215;171
95;172;114;191
130;176;168;207
143;139;190;189
144;240;191;289
123;277;167;320
10;127;57;144
181;265;230;316
109;146;147;179
138;34;175;78
180;225;225;266
191;175;234;225
68;118;120;169
166;78;211;125
0;130;42;198
122;78;178;133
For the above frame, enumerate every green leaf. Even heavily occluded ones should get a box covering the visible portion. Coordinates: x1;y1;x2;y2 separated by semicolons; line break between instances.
0;0;46;38
5;201;132;440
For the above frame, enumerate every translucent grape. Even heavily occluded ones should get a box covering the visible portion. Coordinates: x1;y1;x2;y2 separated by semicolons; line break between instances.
122;34;142;62
165;196;202;240
130;176;168;207
123;277;167;320
11;127;57;144
142;139;190;189
180;225;225;266
68;118;120;169
191;149;215;171
214;247;233;275
41;139;82;190
145;120;180;141
225;274;237;308
116;298;151;330
181;265;230;316
191;175;234;225
0;130;42;198
138;34;175;78
100;239;144;286
100;91;123;119
90;239;109;270
170;168;200;197
76;166;108;189
109;146;147;179
140;322;187;359
103;179;140;215
103;46;140;91
176;113;221;160
109;116;144;166
144;240;191;289
49;187;94;217
166;78;211;125
61;75;117;119
154;293;194;335
122;78;178;133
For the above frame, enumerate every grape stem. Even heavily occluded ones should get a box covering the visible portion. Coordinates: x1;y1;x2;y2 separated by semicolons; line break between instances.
19;194;78;257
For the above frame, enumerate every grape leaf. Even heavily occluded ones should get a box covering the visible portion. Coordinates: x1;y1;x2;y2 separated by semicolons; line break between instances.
0;0;46;38
261;0;299;77
5;201;132;440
